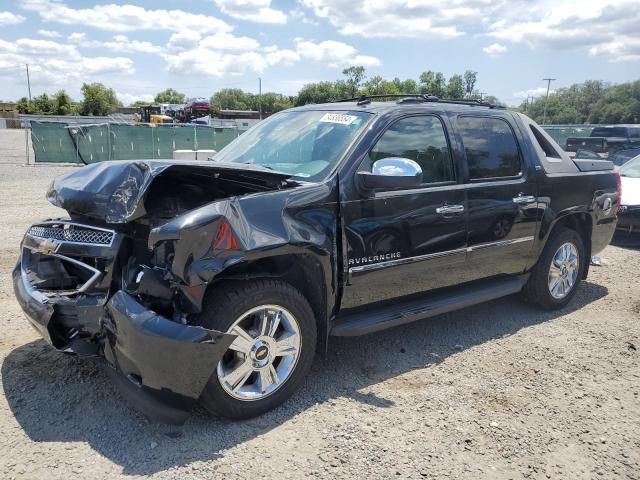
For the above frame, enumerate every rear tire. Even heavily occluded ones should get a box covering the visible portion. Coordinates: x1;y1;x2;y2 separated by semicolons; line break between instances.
522;227;585;310
193;279;316;419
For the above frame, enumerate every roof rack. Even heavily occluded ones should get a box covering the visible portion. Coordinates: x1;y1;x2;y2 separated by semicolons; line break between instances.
336;94;505;109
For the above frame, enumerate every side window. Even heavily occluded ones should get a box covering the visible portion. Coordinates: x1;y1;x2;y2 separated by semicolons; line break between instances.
457;116;522;179
369;115;454;184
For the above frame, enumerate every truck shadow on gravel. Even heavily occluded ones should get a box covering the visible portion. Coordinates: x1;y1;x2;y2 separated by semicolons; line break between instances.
2;281;607;476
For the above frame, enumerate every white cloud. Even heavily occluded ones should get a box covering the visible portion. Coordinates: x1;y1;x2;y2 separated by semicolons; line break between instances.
0;38;78;57
294;39;381;67
0;11;25;26
589;38;640;62
513;87;555;99
487;0;640;62
213;0;287;24
0;37;133;89
68;32;86;43
117;92;154;106
167;32;202;52
22;0;232;33
298;0;640;62
483;43;507;56
200;32;262;52
37;29;61;38
72;34;162;54
163;32;298;76
289;8;319;26
300;0;500;38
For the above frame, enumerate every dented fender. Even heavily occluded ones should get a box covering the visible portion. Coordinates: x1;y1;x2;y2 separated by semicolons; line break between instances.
147;180;340;325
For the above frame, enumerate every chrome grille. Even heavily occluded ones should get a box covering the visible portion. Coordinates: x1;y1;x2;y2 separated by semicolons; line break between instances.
27;223;114;246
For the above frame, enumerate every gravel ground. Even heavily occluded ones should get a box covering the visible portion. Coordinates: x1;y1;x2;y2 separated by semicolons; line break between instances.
0;163;638;479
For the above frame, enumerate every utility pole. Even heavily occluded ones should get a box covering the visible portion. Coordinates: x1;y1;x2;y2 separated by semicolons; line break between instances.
542;78;556;125
479;92;487;101
25;64;32;102
258;77;262;120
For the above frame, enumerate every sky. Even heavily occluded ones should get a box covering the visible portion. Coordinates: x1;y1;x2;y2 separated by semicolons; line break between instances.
0;0;639;106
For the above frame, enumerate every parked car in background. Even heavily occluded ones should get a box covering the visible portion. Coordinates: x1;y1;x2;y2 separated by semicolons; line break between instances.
617;154;640;234
610;148;640;167
184;97;211;121
566;125;640;155
13;95;620;424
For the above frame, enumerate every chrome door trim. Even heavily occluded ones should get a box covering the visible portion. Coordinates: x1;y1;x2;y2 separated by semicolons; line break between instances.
348;236;535;275
349;246;468;274
468;235;534;252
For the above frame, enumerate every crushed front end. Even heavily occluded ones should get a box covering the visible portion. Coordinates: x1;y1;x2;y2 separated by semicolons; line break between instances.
13;219;235;424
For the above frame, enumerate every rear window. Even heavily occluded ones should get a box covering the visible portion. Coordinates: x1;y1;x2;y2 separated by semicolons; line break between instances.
457;116;522;180
591;127;628;138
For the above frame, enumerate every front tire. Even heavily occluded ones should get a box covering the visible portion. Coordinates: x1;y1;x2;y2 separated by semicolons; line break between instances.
522;227;585;310
193;280;316;419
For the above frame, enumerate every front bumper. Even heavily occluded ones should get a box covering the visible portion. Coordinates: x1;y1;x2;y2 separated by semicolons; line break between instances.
13;221;235;424
617;205;640;232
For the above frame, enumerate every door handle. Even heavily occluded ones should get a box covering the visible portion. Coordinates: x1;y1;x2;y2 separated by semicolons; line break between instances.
436;204;465;214
512;194;536;205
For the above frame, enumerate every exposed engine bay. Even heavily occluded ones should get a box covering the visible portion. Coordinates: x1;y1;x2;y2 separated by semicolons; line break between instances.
15;160;301;422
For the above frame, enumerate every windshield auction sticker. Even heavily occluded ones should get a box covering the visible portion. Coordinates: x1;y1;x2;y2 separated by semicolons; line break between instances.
319;113;358;125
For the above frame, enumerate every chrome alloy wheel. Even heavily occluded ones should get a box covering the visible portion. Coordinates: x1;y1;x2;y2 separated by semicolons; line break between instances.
548;242;579;300
217;305;301;401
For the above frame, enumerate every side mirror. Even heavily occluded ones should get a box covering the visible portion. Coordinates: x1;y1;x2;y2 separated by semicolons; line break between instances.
357;157;423;190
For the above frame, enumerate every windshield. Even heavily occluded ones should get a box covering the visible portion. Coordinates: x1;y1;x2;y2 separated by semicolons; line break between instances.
591;127;627;138
213;110;372;180
620;155;640;178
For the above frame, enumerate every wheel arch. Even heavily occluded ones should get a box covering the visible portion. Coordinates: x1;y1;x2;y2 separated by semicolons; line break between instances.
206;253;329;349
543;212;593;279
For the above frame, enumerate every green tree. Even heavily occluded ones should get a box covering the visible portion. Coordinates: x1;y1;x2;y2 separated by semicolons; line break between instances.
256;92;294;114
342;66;366;97
363;75;401;96
16;97;32;114
211;88;254;112
445;74;465;99
418;71;446;97
51;90;76;115
295;81;345;106
79;83;120;116
463;70;477;98
154;88;186;104
516;79;640;124
130;100;151;108
32;93;53;114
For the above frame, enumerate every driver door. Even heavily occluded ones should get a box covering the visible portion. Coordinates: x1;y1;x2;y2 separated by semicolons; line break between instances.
340;114;469;311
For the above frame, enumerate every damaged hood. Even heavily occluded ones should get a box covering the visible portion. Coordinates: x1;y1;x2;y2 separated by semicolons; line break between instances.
46;160;293;223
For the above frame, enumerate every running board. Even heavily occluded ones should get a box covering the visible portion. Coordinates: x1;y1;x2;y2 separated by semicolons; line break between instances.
331;274;530;337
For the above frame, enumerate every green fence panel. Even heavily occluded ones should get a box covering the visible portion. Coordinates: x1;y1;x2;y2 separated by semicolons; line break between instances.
31;122;241;163
152;125;176;159
31;122;77;163
213;127;239;150
172;125;197;151
74;124;110;164
194;126;215;150
109;124;154;160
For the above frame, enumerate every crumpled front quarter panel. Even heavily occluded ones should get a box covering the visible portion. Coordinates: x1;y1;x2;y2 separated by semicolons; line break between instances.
161;181;339;288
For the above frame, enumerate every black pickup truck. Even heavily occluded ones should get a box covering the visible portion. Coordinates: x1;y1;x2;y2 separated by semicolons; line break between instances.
566;125;640;155
13;95;620;423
